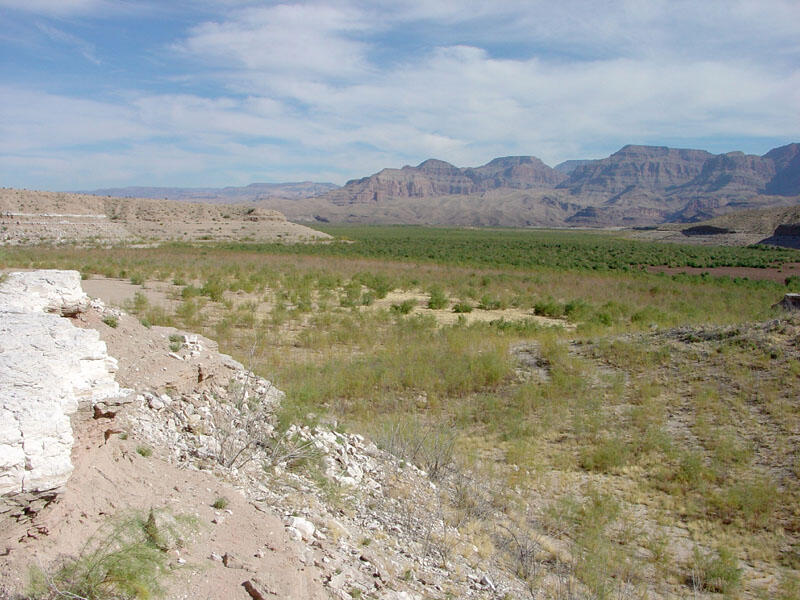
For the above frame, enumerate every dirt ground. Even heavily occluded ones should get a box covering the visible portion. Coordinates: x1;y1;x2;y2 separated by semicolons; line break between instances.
81;275;570;331
0;414;327;599
0;302;328;599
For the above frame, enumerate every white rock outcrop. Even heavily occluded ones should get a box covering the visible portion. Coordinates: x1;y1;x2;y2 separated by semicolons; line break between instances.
0;270;123;514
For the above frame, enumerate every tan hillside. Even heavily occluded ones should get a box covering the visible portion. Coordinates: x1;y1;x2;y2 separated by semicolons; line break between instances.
0;188;329;245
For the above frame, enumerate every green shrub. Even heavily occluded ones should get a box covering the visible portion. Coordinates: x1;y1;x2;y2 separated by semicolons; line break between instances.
709;476;778;529
785;275;800;291
102;316;118;328
136;445;152;458
181;285;201;299
128;291;148;314
452;302;473;313
27;509;192;600
478;294;502;310
579;436;629;473
391;299;416;315
675;450;707;488
200;278;225;302
590;311;613;326
533;299;564;317
211;497;229;510
354;272;393;298
690;546;741;594
339;280;362;307
427;286;448;309
564;298;591;320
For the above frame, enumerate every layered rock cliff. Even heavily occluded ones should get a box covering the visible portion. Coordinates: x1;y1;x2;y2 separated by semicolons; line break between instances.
0;271;125;517
325;156;565;205
309;142;800;227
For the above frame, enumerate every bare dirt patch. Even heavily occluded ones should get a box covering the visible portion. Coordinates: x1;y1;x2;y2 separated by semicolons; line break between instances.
82;277;180;311
0;413;327;600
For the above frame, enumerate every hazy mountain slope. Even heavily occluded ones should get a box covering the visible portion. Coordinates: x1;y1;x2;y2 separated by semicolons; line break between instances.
557;145;713;198
84;181;339;203
311;142;800;227
764;143;800;196
323;156;564;206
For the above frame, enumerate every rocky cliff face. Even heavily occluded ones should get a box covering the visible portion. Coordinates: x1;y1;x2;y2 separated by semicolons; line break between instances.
764;143;800;196
326;156;564;205
669;152;777;199
310;142;800;227
0;271;125;517
557;145;714;198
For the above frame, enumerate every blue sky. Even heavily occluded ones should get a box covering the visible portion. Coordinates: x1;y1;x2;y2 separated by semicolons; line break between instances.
1;0;799;190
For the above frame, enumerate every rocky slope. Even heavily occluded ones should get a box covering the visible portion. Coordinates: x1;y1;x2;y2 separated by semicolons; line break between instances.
558;145;713;199
0;271;535;600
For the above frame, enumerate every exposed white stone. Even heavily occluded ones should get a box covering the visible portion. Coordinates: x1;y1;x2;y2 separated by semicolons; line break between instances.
0;270;88;315
0;270;122;512
289;516;315;541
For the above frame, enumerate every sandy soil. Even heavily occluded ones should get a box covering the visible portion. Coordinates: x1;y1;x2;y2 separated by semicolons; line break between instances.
0;302;328;599
82;278;180;312
0;413;327;599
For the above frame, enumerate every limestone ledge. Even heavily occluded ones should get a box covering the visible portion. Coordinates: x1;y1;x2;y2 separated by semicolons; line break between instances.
0;270;124;515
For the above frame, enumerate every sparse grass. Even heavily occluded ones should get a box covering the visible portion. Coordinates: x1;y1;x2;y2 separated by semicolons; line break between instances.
390;298;416;315
452;301;473;313
27;509;193;600
427;285;448;309
3;226;800;599
101;315;118;328
690;545;742;594
168;333;183;352
135;445;152;458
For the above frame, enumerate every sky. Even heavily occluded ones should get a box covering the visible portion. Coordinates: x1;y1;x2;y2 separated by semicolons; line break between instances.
1;0;799;190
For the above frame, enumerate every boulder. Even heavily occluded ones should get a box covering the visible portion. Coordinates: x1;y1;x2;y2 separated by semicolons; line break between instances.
0;270;123;517
774;293;800;311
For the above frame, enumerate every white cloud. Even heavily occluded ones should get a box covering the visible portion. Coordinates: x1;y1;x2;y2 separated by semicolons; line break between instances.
2;0;800;189
178;3;371;79
0;86;150;152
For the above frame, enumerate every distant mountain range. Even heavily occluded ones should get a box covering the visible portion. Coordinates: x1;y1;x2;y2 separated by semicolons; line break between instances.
81;143;800;228
82;181;338;203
